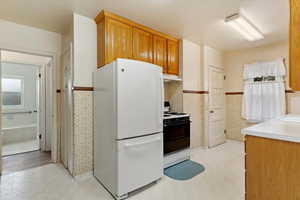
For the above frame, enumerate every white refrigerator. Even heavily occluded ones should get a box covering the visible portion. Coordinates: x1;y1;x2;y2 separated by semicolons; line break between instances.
93;59;164;199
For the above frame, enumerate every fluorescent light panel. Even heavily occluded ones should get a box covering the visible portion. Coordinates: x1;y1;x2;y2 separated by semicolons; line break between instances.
226;14;264;41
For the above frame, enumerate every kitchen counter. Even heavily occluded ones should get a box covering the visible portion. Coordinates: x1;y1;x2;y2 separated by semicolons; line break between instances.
243;115;300;200
241;114;300;143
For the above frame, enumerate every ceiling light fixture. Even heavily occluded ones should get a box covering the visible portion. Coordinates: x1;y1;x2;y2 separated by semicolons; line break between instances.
225;13;264;41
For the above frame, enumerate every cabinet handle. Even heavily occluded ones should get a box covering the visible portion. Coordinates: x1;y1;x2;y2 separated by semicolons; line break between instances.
124;137;161;147
210;110;214;113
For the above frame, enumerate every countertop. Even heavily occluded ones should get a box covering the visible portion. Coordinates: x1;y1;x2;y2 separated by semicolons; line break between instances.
241;115;300;143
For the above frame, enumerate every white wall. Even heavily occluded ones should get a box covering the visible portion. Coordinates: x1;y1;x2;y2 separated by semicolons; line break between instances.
0;20;61;55
73;14;97;87
224;41;289;92
1;50;51;66
181;40;205;147
182;39;203;91
62;23;74;54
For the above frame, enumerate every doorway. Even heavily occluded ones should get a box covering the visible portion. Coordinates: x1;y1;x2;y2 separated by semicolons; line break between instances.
0;50;53;174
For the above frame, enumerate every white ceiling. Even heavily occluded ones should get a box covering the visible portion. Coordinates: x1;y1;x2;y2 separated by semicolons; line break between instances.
1;50;51;66
0;0;289;51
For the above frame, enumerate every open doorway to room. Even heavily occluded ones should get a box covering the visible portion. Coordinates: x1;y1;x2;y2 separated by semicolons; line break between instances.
0;50;53;174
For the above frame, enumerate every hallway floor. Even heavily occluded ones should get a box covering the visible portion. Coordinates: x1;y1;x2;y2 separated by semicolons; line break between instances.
2;139;40;156
0;140;244;200
2;150;51;175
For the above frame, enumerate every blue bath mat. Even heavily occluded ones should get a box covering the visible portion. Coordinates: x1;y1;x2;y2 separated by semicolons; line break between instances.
164;160;205;180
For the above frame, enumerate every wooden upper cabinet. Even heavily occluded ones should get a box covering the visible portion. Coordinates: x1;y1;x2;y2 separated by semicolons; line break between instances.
153;35;167;73
95;10;180;75
132;28;153;63
290;0;300;91
106;18;133;64
167;39;179;75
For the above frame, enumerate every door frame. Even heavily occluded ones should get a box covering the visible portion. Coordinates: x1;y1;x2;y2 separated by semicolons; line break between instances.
0;46;59;174
61;43;74;173
38;65;46;151
0;50;2;173
207;65;226;148
45;60;53;151
38;62;51;152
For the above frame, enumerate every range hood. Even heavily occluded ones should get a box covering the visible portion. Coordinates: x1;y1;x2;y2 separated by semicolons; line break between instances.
163;74;182;82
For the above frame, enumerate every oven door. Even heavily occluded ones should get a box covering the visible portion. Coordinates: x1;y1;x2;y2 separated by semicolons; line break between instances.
163;118;190;154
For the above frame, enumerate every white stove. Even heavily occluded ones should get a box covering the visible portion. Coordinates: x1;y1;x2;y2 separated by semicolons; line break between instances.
163;111;191;168
163;112;190;119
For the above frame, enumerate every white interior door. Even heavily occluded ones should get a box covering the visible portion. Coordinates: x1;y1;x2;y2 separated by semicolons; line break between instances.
208;66;226;147
61;45;73;171
45;60;52;151
39;66;46;151
117;59;163;139
0;50;2;174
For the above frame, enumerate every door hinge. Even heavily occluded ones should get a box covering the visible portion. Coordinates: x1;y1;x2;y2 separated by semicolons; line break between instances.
39;134;42;139
224;75;226;80
224;129;227;134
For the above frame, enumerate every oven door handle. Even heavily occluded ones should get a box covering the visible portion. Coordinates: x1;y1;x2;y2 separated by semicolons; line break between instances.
164;122;189;127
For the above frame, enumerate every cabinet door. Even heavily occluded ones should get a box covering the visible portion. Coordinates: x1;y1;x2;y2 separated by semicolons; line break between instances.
246;135;300;200
167;40;179;75
290;0;300;91
132;28;153;63
106;18;133;64
153;35;167;73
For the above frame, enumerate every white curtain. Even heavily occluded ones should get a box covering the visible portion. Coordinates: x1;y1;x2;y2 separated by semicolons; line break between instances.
242;59;286;123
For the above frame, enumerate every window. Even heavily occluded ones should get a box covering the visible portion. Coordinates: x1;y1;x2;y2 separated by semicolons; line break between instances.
242;59;286;122
2;76;24;109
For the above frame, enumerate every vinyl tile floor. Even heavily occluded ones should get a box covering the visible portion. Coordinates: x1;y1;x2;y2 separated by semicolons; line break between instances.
2;150;51;175
0;140;245;200
2;139;40;156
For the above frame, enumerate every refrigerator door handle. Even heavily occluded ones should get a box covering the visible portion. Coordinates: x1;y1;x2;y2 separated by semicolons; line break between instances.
124;137;161;148
158;74;164;129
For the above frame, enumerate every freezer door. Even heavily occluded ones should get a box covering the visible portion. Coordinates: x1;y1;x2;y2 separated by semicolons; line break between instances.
117;133;163;196
117;59;163;139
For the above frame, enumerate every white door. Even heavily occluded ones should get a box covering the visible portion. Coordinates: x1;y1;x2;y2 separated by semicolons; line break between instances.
45;60;52;151
117;133;163;196
0;50;2;174
208;66;226;147
39;66;46;151
62;45;73;171
117;59;163;139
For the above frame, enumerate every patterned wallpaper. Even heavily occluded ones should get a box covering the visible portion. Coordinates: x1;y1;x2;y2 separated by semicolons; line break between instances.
73;91;93;176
